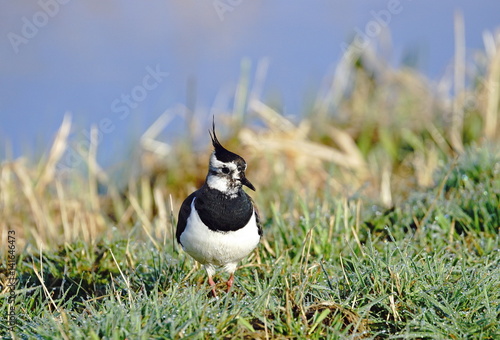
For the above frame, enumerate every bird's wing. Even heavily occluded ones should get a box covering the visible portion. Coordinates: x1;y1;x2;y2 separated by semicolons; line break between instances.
176;191;197;245
247;194;263;238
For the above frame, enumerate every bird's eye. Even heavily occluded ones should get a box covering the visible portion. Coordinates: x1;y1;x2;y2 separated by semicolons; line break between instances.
221;167;230;174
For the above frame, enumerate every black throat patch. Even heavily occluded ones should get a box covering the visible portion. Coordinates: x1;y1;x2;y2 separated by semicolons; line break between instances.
194;185;254;233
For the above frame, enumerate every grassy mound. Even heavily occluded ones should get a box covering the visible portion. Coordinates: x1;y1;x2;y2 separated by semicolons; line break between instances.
1;34;499;338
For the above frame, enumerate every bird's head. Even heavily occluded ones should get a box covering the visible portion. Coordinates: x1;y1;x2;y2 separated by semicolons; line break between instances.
206;120;255;196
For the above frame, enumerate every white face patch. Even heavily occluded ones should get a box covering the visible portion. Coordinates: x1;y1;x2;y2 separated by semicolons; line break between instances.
206;174;229;192
206;174;239;197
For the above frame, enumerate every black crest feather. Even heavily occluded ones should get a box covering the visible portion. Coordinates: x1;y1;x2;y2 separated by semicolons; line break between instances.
209;117;241;162
209;116;223;150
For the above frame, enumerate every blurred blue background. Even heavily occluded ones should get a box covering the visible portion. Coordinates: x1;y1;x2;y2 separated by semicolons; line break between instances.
1;1;499;166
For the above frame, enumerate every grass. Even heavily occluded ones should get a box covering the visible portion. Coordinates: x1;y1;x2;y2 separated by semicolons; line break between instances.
1;162;499;339
1;30;500;339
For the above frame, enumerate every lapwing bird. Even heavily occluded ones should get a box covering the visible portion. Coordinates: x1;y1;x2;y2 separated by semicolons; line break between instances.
176;120;262;297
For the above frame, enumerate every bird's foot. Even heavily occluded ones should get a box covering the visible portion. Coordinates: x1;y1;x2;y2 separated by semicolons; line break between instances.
208;276;218;298
226;273;235;293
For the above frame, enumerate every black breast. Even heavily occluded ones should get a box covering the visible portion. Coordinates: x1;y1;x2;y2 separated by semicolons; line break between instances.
194;186;254;232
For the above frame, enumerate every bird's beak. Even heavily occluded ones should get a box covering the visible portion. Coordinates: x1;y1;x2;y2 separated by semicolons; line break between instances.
241;175;256;191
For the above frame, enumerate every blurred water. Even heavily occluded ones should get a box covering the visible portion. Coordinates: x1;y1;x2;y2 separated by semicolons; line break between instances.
0;1;499;166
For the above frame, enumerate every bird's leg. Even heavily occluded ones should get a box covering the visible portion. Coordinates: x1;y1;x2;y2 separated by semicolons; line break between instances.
226;273;235;293
208;275;217;297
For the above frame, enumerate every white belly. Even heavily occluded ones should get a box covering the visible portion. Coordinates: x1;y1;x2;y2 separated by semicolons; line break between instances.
180;198;260;271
